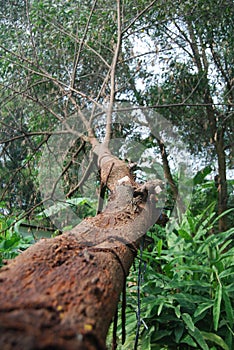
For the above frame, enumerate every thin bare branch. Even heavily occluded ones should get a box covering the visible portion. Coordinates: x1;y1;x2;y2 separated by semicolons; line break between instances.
210;41;233;94
69;0;98;91
0;130;86;145
114;102;234;114
0;82;90;142
186;21;203;71
0;78;48;109
0;196;53;235
0;135;49;203
103;0;122;146
25;0;39;65
45;18;111;69
0;45;102;110
66;151;95;198
47;140;86;201
122;0;157;35
161;22;194;60
182;70;207;104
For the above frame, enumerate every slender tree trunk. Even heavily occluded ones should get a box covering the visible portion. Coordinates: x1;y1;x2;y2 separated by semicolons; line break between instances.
130;86;181;214
215;129;228;231
187;22;228;231
0;147;162;350
204;98;228;231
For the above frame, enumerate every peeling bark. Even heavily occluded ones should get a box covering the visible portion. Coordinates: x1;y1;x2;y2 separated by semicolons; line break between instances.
0;149;162;349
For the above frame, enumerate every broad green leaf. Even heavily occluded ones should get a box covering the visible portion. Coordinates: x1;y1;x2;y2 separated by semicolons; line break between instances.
182;313;195;332
181;334;197;347
187;214;196;233
141;325;155;350
193;166;212;185
157;302;164;316
188;327;209;350
177;229;192;240
213;284;222;331
201;331;229;350
174;304;181;318
210;208;234;227
157;239;163;257
125;313;137;333
194;302;213;318
152;329;173;342
173;293;208;309
0;236;18;250
219;239;234;254
222;286;234;327
219;266;234;279
37;197;94;217
174;324;184;343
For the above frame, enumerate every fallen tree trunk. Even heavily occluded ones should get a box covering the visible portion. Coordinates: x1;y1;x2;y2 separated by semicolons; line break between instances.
0;147;163;349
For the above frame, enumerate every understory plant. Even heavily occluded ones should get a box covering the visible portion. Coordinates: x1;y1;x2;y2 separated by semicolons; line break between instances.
0;219;34;267
118;205;234;350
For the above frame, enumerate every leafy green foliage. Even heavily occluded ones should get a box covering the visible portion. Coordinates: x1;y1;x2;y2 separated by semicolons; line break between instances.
115;205;234;349
37;197;96;219
0;195;97;267
0;215;34;266
190;175;234;230
0;231;33;266
36;197;97;230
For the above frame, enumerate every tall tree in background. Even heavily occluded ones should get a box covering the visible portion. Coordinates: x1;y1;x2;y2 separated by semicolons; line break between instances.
137;0;234;230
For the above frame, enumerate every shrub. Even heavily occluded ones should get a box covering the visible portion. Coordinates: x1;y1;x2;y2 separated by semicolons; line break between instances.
121;206;234;349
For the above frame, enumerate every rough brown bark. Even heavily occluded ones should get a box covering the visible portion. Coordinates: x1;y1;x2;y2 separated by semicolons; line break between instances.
0;148;161;349
0;234;132;350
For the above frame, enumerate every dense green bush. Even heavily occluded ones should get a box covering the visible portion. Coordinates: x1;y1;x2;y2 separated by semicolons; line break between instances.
0;216;34;266
118;206;234;349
